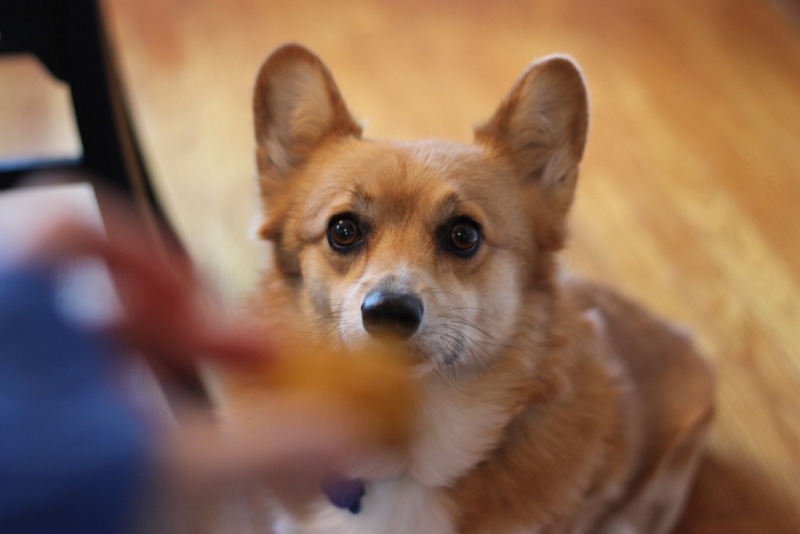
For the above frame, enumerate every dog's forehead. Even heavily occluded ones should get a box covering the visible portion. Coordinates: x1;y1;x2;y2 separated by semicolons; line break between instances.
314;138;508;212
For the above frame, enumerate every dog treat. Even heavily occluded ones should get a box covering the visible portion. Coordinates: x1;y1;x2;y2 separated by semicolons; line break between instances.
226;340;417;450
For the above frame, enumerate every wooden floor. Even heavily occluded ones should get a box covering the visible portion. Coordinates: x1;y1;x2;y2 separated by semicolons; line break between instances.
2;0;799;531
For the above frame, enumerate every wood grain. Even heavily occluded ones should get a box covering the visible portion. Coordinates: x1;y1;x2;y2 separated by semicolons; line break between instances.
2;0;798;531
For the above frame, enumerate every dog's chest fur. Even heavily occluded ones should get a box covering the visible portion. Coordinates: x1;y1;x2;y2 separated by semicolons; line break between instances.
270;365;536;534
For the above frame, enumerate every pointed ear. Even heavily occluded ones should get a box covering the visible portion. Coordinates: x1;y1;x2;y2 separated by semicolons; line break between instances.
475;55;588;208
253;44;361;193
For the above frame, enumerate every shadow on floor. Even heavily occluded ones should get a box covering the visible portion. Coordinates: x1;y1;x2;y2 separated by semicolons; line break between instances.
676;453;800;533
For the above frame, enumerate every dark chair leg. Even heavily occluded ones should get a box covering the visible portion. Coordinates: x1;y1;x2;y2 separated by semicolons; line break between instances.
0;0;210;407
0;0;163;221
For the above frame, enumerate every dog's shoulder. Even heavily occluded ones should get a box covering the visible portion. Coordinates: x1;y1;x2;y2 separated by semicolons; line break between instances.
562;278;714;429
562;278;715;493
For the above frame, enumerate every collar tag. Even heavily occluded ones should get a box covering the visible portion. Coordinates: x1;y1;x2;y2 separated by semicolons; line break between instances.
322;474;366;514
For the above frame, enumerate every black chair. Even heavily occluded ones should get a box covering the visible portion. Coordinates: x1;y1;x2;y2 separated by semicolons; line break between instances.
0;0;161;206
0;0;209;405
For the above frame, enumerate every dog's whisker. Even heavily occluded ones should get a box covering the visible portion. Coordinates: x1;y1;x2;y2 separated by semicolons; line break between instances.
421;288;461;299
443;316;516;350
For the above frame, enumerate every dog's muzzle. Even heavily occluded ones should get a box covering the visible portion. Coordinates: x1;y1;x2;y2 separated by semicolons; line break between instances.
361;290;423;339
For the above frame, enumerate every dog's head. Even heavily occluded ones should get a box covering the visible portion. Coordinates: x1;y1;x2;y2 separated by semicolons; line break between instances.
253;44;588;376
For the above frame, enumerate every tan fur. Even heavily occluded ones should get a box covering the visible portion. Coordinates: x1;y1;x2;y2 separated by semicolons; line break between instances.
233;43;715;534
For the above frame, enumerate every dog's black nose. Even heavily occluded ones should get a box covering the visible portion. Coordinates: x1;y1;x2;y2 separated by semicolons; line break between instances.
361;291;424;339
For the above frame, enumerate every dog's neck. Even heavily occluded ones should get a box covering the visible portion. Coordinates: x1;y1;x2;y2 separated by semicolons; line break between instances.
389;285;568;488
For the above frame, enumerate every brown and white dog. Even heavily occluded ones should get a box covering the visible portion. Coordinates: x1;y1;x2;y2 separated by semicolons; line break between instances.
236;43;715;534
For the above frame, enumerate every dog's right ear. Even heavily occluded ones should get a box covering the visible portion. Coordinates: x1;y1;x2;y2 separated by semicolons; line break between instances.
253;44;361;193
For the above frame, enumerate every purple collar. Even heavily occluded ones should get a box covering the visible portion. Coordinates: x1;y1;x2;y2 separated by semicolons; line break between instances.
321;474;366;514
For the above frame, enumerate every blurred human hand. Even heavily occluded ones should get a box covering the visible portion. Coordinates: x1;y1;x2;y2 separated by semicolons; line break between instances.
10;189;371;495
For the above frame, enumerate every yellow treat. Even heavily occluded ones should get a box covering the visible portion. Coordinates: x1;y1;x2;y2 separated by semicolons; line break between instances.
225;339;417;450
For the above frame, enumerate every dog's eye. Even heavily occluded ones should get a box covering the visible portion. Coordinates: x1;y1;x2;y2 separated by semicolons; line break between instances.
445;218;481;257
451;222;480;251
328;215;362;250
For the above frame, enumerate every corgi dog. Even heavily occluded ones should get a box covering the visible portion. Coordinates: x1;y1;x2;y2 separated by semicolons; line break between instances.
239;43;714;534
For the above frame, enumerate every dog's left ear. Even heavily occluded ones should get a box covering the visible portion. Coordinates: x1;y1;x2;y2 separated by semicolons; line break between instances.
476;55;588;212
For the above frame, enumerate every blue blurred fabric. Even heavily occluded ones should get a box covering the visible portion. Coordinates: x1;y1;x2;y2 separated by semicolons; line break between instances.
0;267;149;534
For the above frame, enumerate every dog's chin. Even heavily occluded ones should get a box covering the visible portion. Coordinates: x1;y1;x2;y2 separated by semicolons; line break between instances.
401;339;475;379
336;333;454;374
339;333;419;362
